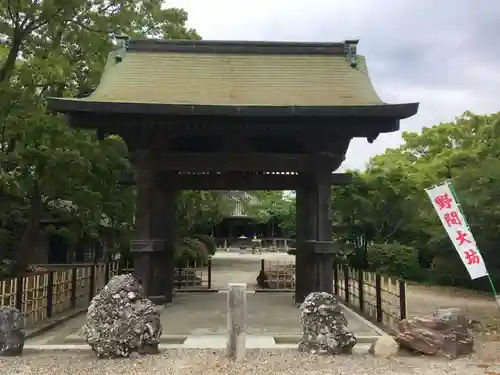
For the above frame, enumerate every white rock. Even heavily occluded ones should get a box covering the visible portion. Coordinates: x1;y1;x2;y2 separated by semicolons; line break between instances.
369;335;400;359
83;274;162;358
127;291;136;300
298;292;356;354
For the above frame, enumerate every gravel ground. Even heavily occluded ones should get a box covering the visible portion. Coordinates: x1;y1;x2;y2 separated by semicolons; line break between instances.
1;349;494;375
406;283;497;322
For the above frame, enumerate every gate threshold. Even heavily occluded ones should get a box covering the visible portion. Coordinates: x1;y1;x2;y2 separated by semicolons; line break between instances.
61;333;379;346
27;334;375;351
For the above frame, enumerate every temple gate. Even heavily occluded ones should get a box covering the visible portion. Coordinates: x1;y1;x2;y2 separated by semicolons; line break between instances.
48;38;418;305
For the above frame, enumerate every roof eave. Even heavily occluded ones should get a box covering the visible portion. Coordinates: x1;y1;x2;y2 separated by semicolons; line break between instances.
47;98;419;119
125;39;351;55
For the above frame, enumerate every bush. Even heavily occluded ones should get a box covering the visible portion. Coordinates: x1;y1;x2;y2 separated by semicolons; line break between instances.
175;237;209;267
189;234;217;256
428;254;468;286
174;243;196;267
429;254;500;292
367;242;423;280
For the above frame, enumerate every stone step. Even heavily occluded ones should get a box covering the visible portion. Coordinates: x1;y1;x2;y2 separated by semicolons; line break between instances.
62;333;379;345
24;340;373;352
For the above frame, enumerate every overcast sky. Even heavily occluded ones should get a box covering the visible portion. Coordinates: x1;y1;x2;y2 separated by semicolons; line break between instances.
168;0;500;171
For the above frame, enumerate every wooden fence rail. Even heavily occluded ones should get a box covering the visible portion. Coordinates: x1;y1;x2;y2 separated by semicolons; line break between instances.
260;259;407;330
0;261;120;327
121;259;213;291
333;262;407;330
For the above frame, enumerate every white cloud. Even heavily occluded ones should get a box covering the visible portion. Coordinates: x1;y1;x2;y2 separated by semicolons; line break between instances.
167;0;500;170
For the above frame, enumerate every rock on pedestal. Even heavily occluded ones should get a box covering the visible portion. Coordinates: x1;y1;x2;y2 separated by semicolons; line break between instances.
83;274;162;358
395;308;474;359
298;292;356;354
226;283;247;361
0;307;25;356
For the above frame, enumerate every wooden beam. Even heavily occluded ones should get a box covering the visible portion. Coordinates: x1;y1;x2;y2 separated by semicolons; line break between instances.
119;172;352;190
133;152;343;172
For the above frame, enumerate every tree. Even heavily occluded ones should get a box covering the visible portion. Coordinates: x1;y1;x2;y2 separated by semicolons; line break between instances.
0;0;200;273
333;111;500;290
244;191;296;237
177;190;237;236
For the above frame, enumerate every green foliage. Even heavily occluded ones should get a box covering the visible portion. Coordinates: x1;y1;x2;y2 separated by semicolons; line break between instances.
428;254;470;286
189;234;217;256
367;243;422;280
334;111;500;291
0;0;201;273
177;191;236;236
175;237;209;267
244;191;296;237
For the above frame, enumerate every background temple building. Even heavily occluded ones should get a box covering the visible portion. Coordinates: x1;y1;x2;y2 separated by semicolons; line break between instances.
212;191;289;250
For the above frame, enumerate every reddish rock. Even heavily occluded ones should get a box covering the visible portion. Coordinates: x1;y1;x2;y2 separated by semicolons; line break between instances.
395;308;474;359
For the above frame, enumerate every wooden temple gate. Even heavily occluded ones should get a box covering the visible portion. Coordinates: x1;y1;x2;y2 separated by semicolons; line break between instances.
48;38;418;305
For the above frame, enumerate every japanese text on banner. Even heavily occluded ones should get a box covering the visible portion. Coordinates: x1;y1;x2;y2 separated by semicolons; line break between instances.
425;183;488;280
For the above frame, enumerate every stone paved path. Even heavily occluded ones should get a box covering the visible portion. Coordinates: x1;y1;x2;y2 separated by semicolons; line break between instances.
27;251;379;345
209;251;294;289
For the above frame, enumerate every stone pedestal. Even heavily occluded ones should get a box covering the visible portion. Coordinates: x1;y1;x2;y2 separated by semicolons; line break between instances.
226;283;247;361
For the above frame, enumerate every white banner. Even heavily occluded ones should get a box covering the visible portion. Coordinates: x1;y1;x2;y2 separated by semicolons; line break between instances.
426;183;488;280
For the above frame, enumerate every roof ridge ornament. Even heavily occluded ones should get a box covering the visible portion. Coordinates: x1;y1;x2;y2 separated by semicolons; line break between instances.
109;34;131;50
109;34;130;63
343;40;359;68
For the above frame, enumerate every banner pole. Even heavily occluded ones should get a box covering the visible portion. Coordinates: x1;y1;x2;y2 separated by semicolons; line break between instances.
447;181;500;308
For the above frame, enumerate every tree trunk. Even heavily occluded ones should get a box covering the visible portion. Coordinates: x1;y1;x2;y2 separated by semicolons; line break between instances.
0;36;23;85
14;186;42;275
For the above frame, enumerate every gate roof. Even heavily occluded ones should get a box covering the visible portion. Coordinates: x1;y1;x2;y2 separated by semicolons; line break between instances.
48;39;418;119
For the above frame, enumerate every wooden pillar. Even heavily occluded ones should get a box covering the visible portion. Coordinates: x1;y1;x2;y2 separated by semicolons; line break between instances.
295;169;334;304
131;168;170;304
295;181;315;304
131;168;153;298
315;170;334;293
162;186;178;303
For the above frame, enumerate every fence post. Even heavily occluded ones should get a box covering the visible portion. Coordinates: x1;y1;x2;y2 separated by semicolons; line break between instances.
104;260;110;284
15;276;23;311
399;279;407;320
207;258;212;289
358;269;364;313
333;262;339;295
343;265;349;303
70;267;77;309
375;274;383;323
89;265;96;302
177;268;182;289
118;257;125;274
47;271;54;318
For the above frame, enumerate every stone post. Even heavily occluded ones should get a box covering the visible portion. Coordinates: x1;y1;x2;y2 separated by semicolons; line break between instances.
226;283;247;361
